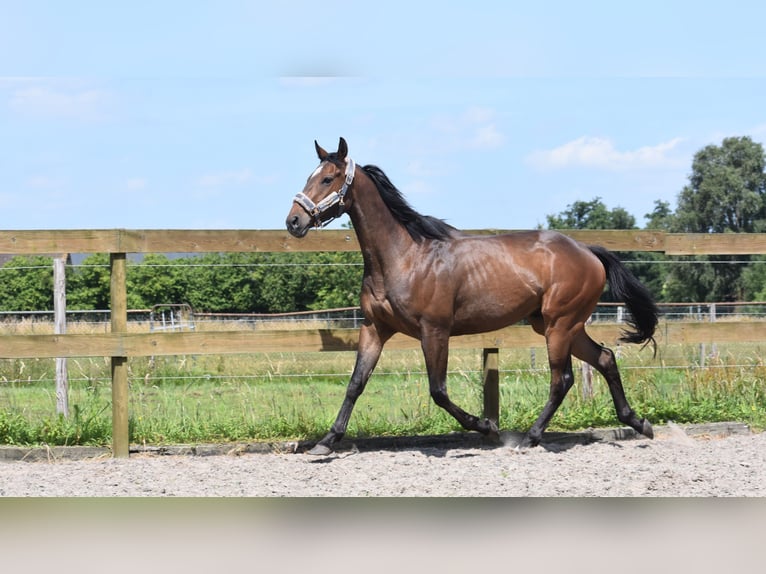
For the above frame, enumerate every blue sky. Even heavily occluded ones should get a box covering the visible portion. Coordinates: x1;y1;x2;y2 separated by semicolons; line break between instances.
2;1;765;231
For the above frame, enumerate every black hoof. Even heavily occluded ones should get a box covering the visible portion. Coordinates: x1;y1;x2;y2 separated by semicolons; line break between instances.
519;430;542;449
479;418;500;441
307;443;333;456
641;418;654;439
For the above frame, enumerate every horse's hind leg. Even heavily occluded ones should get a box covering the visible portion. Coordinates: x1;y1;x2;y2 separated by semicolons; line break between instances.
572;332;653;439
520;328;576;448
307;322;390;455
421;328;498;439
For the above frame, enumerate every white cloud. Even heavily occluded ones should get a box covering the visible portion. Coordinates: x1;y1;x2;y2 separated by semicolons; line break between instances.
467;123;505;150
431;106;507;151
526;136;684;171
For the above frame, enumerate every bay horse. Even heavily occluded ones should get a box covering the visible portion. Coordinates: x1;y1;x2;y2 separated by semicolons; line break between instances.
286;137;658;455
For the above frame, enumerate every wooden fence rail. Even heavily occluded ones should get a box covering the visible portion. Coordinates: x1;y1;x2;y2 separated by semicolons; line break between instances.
2;228;766;255
3;229;766;457
2;320;765;359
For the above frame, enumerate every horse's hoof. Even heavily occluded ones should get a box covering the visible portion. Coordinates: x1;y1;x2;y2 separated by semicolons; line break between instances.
517;433;540;450
479;418;500;442
641;419;654;439
307;443;333;456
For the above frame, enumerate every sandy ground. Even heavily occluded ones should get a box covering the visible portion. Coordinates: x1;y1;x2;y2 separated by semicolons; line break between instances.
1;424;763;496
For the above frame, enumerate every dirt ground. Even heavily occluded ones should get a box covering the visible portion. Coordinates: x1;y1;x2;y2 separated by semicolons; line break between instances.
1;423;763;496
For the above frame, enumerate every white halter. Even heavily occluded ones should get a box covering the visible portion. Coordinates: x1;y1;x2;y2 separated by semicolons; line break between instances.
292;158;356;227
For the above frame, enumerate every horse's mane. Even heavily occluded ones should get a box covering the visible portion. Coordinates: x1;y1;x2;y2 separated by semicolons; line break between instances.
360;164;459;242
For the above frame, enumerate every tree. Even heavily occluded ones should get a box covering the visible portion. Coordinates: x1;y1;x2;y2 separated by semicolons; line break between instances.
183;253;260;313
675;136;766;233
645;200;675;231
0;256;54;311
741;257;766;300
67;253;111;310
61;252;363;314
127;254;189;309
251;253;314;312
664;136;766;301
545;197;636;230
307;252;363;310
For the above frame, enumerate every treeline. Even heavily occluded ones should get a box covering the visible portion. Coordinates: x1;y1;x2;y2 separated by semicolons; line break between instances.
0;252;363;313
2;136;765;312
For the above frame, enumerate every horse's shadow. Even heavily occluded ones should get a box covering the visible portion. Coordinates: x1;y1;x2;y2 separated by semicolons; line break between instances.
301;429;634;462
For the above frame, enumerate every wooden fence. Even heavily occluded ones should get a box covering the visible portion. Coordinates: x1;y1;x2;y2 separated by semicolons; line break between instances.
2;229;766;457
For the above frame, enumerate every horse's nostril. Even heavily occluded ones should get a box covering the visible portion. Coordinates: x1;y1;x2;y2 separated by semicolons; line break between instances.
286;215;305;236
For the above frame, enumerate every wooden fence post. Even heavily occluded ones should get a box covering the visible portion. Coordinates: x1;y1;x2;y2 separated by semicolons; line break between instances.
581;315;594;399
581;361;593;399
110;253;129;458
53;255;69;417
710;303;718;359
482;348;499;424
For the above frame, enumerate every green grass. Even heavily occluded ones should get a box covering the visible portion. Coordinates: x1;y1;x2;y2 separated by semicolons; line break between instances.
1;345;765;447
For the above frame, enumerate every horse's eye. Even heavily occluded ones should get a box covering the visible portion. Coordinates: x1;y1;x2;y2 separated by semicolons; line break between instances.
321;176;334;185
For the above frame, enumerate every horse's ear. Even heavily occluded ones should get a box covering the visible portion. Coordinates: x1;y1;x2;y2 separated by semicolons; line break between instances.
315;140;329;161
337;137;348;161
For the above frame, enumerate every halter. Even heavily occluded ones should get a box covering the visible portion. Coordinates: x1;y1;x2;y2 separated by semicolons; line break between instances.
293;158;356;228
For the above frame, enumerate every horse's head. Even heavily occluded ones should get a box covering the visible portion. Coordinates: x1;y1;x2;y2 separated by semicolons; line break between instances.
286;137;356;238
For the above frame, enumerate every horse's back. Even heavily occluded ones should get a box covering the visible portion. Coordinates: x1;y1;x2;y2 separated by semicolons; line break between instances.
496;229;606;290
447;229;606;332
459;229;603;281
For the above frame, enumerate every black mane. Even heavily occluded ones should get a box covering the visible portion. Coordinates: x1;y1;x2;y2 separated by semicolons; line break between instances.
361;164;459;242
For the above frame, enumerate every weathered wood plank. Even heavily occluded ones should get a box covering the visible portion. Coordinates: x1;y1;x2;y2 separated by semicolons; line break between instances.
0;330;361;358
0;229;363;254
3;228;744;255
448;229;668;252
2;320;763;359
665;233;766;255
658;320;766;344
548;229;666;251
110;253;129;458
115;229;361;253
0;229;122;254
482;348;500;423
53;256;68;417
3;228;766;255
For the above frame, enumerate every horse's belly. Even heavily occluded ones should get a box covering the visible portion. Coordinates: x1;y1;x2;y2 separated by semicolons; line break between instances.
450;304;534;336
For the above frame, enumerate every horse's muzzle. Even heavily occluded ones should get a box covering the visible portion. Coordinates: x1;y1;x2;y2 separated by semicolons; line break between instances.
286;212;310;238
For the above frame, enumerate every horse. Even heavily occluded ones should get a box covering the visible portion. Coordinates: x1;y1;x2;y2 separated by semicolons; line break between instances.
286;137;659;455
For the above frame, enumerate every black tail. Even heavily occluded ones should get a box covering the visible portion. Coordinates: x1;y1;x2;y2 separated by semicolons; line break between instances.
589;245;659;353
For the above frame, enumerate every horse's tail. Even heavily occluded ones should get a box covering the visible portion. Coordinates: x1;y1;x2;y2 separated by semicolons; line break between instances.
588;245;659;354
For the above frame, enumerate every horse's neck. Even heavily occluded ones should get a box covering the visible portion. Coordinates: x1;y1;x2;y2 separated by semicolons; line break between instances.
348;178;414;273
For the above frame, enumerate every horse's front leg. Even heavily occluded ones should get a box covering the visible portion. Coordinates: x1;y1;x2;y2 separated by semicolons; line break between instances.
307;322;391;455
421;327;499;440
